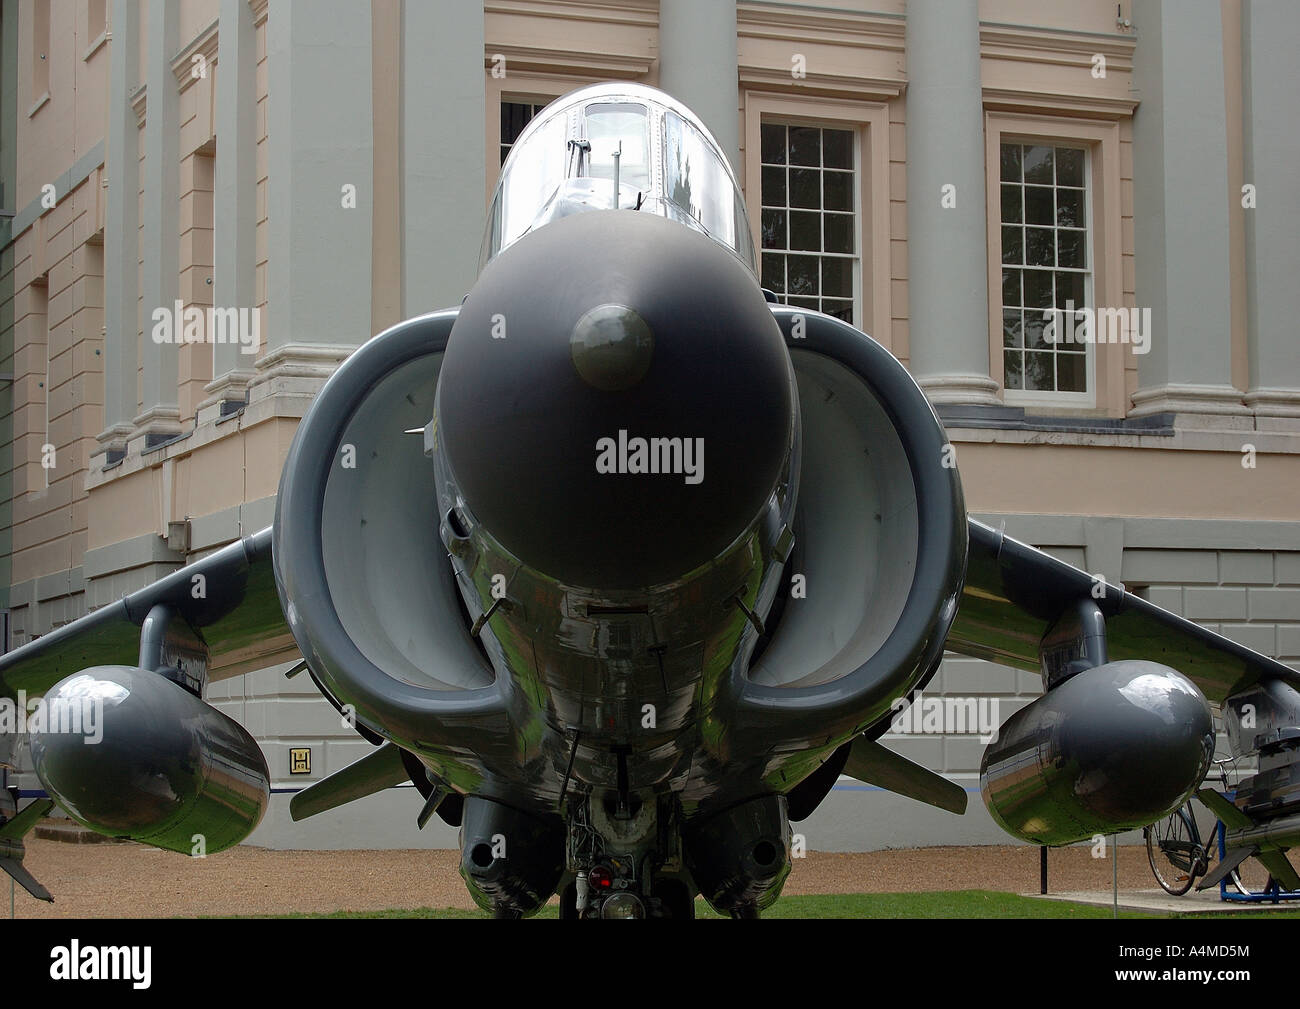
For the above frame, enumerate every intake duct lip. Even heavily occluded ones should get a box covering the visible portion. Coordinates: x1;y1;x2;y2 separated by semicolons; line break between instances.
272;310;510;754
727;307;969;746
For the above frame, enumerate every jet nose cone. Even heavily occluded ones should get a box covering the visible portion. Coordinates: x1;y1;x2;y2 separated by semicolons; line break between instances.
570;304;655;391
437;210;796;590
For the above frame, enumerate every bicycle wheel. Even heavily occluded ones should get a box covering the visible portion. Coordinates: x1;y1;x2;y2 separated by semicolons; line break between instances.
1146;807;1199;896
1230;851;1291;897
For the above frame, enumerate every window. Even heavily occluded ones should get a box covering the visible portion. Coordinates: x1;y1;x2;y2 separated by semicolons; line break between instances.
999;142;1091;397
500;101;546;165
663;109;747;259
759;123;857;324
583;102;651;193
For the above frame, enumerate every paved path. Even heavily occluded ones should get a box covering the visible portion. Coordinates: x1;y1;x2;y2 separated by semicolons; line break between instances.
8;839;1238;917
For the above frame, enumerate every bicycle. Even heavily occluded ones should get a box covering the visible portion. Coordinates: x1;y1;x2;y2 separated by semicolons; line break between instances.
1144;757;1256;897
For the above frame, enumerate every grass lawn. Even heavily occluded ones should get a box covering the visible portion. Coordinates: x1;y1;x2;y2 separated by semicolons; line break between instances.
257;890;1300;919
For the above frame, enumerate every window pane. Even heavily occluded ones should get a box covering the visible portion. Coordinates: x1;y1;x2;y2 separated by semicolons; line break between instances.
1056;187;1084;228
1025;186;1054;226
1003;309;1023;348
1026;227;1054;266
1024;350;1054;390
584;103;651;192
762;253;785;293
761;208;786;249
501;102;529;144
1024;310;1050;349
661;110;746;254
1057;229;1085;269
822;257;852;298
1001;225;1023;264
1004;350;1024;389
1001;184;1022;224
501;101;542;164
1002;268;1021;307
759;169;785;209
762;165;786;207
823;129;852;169
788;296;819;311
1023;145;1053;184
824;213;853;253
1057;148;1084;187
824;171;853;212
790;168;820;209
1000;143;1022;182
1057;351;1086;392
787;255;819;295
790;211;821;250
823;300;854;323
761;123;786;165
789;126;821;166
1024;269;1054;309
1054;271;1084;309
497;112;569;251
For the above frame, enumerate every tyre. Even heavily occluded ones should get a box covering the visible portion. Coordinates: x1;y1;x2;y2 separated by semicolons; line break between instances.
1146;808;1199;896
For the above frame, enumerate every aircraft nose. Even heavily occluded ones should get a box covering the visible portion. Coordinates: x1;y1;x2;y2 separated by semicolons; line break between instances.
435;210;796;591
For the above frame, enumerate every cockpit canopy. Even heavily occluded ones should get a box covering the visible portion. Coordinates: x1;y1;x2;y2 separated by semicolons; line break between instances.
481;83;757;274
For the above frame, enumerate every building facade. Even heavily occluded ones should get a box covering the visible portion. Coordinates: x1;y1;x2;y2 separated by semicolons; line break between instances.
1;0;1297;851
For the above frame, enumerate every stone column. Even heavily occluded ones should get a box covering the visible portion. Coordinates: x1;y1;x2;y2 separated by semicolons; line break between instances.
134;0;182;449
659;0;739;173
255;0;374;406
1241;1;1300;421
200;0;259;421
97;0;141;461
904;0;1001;406
1129;0;1246;420
401;0;485;315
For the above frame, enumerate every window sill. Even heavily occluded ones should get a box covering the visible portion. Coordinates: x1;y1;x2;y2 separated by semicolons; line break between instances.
936;403;1175;437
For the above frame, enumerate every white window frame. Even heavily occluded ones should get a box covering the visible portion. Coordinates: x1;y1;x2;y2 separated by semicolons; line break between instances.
742;92;893;350
757;119;863;329
999;139;1096;409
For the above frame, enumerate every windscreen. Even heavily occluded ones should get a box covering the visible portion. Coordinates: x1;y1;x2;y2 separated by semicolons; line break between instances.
480;84;757;275
584;102;651;194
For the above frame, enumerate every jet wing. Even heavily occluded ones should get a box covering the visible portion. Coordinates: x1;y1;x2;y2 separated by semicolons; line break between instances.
948;518;1300;705
0;527;294;707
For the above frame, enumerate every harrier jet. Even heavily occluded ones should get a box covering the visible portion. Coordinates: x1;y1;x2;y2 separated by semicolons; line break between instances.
3;84;1297;918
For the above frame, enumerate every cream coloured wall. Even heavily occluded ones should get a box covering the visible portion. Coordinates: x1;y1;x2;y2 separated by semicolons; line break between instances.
4;0;1292;603
0;0;1292;764
1;0;1296;855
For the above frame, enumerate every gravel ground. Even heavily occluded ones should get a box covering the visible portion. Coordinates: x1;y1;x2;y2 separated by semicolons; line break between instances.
8;838;1173;918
